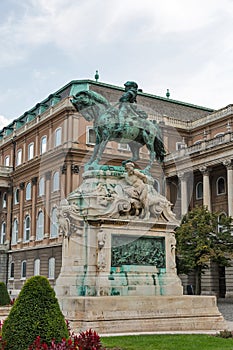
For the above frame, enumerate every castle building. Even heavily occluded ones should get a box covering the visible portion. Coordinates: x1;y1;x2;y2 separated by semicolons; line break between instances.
0;79;232;297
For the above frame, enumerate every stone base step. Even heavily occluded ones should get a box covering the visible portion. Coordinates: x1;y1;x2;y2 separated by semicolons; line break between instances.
58;295;226;334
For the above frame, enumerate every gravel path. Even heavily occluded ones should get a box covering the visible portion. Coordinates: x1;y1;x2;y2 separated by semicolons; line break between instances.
217;299;233;330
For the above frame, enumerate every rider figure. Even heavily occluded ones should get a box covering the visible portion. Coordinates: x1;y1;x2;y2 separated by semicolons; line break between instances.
118;81;148;126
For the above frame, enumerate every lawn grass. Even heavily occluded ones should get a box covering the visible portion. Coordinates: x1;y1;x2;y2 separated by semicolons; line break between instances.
102;334;233;350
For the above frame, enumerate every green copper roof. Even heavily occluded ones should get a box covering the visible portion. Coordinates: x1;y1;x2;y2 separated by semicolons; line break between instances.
0;79;215;136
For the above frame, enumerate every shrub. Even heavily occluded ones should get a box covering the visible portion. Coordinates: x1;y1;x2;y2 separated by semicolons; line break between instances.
2;276;69;350
0;282;10;306
0;320;6;350
216;329;233;338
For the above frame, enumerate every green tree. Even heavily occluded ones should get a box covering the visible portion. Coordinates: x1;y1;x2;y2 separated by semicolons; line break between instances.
2;276;69;350
0;282;10;306
176;206;233;295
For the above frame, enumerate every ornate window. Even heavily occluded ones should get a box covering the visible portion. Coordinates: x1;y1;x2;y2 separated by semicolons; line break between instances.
0;222;6;244
28;142;34;160
16;149;22;166
36;211;44;240
50;207;58;238
34;259;40;276
40;136;47;154
218;213;227;233
2;192;7;208
153;179;160;193
24;215;30;242
26;182;31;200
4;156;10;166
52;171;59;192
21;260;27;279
48;257;55;279
86;127;96;145
12;218;18;244
38;177;45;196
14;188;19;204
217;177;226;195
196;182;203;200
55;128;62;147
118;143;130;151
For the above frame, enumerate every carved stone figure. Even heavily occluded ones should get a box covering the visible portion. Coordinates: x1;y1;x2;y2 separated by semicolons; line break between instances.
71;85;165;173
124;162;149;218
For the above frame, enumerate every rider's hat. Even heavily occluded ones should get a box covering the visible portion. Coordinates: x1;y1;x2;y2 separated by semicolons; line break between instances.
124;81;138;89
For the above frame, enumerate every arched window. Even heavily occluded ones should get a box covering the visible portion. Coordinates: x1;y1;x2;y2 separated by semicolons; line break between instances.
55;128;62;147
26;182;31;200
9;262;14;279
36;211;44;241
153;180;160;193
2;192;7;208
50;208;58;238
218;213;227;233
16;149;22;166
34;259;40;276
53;171;59;192
40;136;47;154
48;257;55;279
38;177;45;196
12;219;18;244
196;182;203;200
14;188;19;204
24;215;30;242
28;142;34;160
21;260;27;279
0;222;6;244
217;177;226;195
4;156;10;166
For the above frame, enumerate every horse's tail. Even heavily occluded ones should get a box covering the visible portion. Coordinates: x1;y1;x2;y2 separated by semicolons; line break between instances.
154;128;166;162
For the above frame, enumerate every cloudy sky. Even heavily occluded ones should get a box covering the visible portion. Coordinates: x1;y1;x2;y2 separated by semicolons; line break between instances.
1;0;233;127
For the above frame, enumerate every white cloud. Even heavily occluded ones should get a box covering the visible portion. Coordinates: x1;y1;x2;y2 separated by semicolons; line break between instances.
0;115;13;129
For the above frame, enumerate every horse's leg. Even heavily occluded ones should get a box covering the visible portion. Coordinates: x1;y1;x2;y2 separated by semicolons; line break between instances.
143;132;156;173
87;135;101;164
94;131;109;163
122;142;140;165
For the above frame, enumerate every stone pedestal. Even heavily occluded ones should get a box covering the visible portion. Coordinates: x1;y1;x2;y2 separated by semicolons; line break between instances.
55;168;225;333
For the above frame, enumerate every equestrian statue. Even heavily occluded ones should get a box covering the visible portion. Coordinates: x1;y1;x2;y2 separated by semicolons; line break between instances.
71;81;165;173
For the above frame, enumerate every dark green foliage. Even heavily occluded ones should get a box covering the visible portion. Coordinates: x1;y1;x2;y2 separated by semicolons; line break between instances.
176;206;233;294
2;276;69;350
216;330;233;338
0;282;10;306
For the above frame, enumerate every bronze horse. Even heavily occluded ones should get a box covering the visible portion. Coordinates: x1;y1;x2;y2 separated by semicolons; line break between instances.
71;90;165;172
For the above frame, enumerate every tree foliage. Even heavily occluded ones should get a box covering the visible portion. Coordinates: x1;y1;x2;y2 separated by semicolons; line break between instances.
2;276;69;350
0;282;10;306
175;206;233;294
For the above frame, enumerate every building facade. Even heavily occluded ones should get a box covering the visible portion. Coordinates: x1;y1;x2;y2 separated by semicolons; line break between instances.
0;79;232;297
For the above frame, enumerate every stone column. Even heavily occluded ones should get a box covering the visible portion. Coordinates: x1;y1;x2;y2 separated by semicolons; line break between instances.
71;163;79;193
223;159;233;217
199;166;211;211
31;177;38;242
44;171;51;238
165;179;172;203
18;182;25;244
6;188;12;244
178;172;188;216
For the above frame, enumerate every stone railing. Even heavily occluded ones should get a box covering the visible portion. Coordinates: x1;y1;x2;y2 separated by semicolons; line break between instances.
0;165;13;177
165;132;233;161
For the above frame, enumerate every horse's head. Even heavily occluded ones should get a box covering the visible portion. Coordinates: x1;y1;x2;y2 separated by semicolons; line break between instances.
71;90;112;122
71;91;92;112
